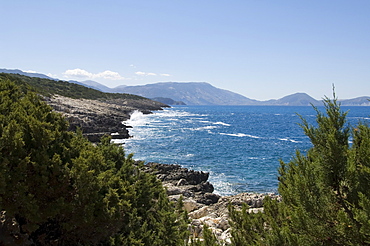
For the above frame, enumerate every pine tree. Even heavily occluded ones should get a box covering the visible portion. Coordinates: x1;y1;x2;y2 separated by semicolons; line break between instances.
229;96;370;245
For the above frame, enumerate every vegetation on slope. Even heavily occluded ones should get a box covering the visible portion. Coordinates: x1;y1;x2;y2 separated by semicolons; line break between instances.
0;77;188;245
229;95;370;245
0;73;147;100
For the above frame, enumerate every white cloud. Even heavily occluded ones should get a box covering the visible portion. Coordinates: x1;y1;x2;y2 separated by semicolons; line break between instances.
63;68;125;80
135;71;157;76
94;70;124;80
64;68;93;78
24;70;38;73
135;71;147;76
46;73;58;78
135;71;171;77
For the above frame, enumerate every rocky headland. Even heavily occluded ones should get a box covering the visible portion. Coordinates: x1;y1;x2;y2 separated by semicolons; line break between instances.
45;94;168;142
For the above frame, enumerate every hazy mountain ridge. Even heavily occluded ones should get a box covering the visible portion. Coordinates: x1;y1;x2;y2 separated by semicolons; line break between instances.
340;96;370;106
151;97;186;105
108;82;370;106
0;69;54;80
1;69;369;106
114;82;259;105
261;93;322;106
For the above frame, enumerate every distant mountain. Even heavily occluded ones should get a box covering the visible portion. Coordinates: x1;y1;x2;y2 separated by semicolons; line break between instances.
69;80;129;94
340;97;370;106
151;97;186;105
76;80;114;92
0;68;54;80
113;85;128;91
262;93;322;106
112;82;258;105
2;68;370;106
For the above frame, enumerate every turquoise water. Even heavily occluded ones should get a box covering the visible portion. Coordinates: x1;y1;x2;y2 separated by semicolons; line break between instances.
117;106;370;196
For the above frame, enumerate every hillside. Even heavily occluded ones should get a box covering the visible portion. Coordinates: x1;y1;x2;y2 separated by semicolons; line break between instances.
151;97;186;105
261;93;322;106
0;68;54;80
114;82;259;105
0;73;168;142
340;96;370;106
0;73;146;101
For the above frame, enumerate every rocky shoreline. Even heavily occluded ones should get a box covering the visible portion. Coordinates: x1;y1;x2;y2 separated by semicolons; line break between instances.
143;162;281;244
46;94;168;142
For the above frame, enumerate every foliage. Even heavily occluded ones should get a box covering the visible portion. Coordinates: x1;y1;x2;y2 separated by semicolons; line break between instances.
0;73;147;100
229;96;370;245
188;224;220;246
0;78;188;245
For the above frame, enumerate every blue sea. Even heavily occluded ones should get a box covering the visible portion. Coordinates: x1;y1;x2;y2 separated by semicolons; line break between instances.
116;106;370;196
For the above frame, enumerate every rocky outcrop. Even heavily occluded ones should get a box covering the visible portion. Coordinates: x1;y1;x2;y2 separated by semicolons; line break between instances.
144;162;281;244
45;95;168;142
144;163;220;205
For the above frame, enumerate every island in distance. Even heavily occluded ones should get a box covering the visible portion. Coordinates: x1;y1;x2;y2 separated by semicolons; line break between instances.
1;68;370;106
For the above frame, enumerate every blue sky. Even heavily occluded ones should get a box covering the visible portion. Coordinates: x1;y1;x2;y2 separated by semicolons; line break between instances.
2;0;370;100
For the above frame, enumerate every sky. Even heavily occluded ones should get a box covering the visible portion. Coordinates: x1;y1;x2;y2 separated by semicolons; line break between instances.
2;0;370;100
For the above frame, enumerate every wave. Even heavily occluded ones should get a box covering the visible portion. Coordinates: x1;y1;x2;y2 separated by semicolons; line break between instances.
199;120;230;126
194;126;218;131
213;121;231;126
207;172;236;196
154;109;207;118
247;157;266;160
220;133;260;138
279;138;301;143
124;110;149;127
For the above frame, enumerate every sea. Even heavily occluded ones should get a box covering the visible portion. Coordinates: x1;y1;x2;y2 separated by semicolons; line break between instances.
114;105;370;196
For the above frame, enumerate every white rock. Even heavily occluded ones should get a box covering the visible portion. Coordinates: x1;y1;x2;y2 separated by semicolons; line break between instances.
164;183;183;195
176;178;187;186
220;228;232;244
183;198;201;212
200;216;218;228
217;217;230;230
189;206;210;219
248;207;264;213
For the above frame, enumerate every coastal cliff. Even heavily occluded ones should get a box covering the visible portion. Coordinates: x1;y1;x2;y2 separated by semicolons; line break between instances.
46;94;168;142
